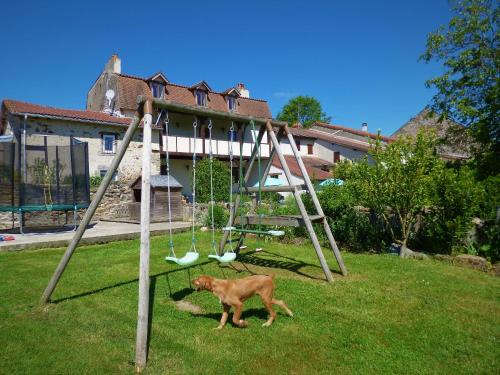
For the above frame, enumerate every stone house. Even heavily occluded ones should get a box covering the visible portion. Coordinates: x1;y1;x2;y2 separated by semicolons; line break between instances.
268;122;394;191
0;55;274;224
392;108;472;161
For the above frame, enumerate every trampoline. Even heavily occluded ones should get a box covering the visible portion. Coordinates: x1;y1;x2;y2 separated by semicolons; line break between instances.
0;135;90;233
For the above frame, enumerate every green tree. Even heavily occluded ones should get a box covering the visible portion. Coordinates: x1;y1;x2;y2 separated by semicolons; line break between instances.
420;0;499;177
277;96;331;127
195;158;231;203
344;130;443;258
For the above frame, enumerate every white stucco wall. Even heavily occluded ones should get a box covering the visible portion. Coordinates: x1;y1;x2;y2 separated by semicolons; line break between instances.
314;140;368;163
279;138;314;156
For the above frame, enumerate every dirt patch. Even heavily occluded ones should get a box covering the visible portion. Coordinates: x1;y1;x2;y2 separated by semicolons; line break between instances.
173;300;203;314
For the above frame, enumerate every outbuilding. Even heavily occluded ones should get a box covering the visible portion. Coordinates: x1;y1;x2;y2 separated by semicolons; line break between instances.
129;175;183;222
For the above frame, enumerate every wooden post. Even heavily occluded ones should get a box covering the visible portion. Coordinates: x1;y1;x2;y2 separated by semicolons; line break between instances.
40;114;142;304
284;125;348;276
135;100;153;372
266;121;334;282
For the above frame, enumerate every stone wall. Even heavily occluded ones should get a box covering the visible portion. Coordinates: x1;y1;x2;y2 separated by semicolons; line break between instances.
4;115;161;181
91;181;134;220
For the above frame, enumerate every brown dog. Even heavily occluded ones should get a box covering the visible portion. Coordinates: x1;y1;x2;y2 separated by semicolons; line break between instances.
192;274;293;329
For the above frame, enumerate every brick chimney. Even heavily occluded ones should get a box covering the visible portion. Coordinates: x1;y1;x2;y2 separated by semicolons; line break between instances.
361;122;368;132
236;83;249;98
104;54;121;74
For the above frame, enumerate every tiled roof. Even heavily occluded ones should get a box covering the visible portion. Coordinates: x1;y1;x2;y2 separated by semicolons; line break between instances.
392;108;472;159
272;155;332;181
116;75;151;112
288;127;374;152
116;74;272;118
313;122;395;143
2;99;159;128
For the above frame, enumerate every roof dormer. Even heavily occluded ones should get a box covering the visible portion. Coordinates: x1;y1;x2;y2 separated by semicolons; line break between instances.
190;81;211;107
148;72;168;99
223;87;240;112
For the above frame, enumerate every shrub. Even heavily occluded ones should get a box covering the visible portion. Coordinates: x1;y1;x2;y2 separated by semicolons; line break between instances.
195;158;231;203
90;176;103;188
204;204;229;229
416;166;484;254
304;185;386;251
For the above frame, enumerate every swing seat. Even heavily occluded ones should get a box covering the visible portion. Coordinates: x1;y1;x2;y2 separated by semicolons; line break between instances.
208;251;237;263
267;230;285;236
230;228;285;237
165;251;199;266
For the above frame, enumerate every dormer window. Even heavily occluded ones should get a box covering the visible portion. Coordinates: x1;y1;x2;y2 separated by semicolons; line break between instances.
228;96;237;112
195;90;207;106
223;87;241;112
151;82;164;99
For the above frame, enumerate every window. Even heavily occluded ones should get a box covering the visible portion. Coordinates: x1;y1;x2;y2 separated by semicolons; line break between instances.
102;134;116;154
195;90;207;106
228;96;237;112
99;169;118;181
307;144;313;155
151;82;164;98
295;140;301;151
333;151;341;163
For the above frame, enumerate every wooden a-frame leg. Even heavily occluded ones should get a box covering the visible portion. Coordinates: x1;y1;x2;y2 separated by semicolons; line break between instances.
283;125;348;276
266;121;334;282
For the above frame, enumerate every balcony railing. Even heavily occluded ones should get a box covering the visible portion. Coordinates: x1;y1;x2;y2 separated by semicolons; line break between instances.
162;136;270;157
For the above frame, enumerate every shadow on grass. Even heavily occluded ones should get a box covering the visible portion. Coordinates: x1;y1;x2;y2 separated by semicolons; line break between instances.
47;249;326;366
192;307;269;323
51;261;210;305
51;249;334;305
235;249;340;280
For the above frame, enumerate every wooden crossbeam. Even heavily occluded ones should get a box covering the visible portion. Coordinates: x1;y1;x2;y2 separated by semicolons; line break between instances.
235;214;324;227
232;184;307;194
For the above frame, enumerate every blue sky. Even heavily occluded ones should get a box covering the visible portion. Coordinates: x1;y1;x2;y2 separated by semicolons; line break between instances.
0;1;452;135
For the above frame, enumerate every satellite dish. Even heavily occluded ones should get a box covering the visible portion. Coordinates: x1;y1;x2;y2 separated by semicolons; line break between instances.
106;89;115;101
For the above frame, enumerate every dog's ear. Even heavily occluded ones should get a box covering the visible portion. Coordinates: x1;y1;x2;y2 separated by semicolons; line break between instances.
205;277;214;291
200;276;214;291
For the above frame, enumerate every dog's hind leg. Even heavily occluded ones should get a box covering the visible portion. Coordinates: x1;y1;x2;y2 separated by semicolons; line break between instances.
272;299;293;317
261;298;277;327
216;304;231;330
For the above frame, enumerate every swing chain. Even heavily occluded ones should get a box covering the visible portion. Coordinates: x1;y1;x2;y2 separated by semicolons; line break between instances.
190;117;198;252
163;112;175;256
208;119;217;254
227;122;235;251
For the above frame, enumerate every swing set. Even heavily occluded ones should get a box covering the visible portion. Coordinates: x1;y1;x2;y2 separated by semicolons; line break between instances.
39;97;348;372
163;115;286;266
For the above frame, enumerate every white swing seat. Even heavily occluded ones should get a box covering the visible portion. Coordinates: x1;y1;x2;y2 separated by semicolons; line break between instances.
208;252;237;263
165;251;199;266
267;230;285;237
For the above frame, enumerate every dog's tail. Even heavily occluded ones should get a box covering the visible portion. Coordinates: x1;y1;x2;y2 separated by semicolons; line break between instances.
268;273;276;279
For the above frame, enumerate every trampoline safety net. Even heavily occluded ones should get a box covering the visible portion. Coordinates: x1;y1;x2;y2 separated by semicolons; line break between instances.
0;139;90;213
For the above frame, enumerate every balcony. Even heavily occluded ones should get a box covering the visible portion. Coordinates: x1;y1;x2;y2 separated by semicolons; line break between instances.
162;136;270;158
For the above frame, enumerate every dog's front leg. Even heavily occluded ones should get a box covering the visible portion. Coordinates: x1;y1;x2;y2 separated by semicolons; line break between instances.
232;302;248;328
215;304;231;330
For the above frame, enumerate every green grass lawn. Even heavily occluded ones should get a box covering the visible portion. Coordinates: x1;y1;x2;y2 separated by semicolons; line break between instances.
1;231;499;374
